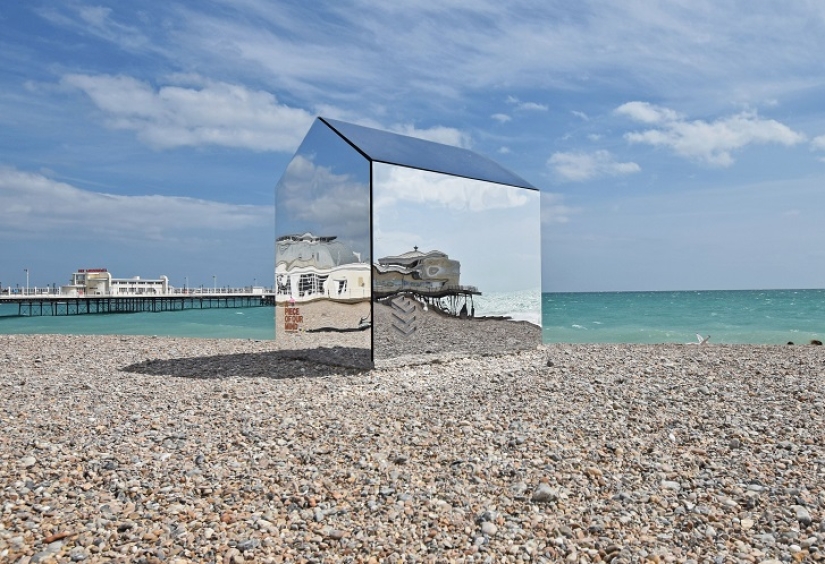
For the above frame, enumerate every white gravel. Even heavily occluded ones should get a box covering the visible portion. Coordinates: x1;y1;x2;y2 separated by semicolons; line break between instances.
1;334;824;563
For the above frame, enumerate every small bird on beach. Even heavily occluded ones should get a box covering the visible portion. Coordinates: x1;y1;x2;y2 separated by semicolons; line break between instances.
696;334;710;345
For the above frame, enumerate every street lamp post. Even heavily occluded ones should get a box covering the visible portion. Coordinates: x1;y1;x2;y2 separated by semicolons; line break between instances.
24;269;29;295
213;275;216;293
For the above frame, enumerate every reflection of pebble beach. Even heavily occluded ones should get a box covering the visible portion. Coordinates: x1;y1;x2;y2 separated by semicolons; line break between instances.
272;298;541;367
275;300;372;366
2;334;824;562
373;298;541;365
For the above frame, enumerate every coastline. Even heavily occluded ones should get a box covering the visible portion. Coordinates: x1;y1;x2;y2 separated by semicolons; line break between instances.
1;334;824;562
3;288;822;346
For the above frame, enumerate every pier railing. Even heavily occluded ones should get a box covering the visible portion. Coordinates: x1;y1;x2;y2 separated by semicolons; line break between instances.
0;290;277;317
0;287;274;298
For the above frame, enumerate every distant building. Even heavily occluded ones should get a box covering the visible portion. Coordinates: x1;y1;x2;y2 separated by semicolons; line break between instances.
61;268;170;296
373;246;480;317
372;247;481;317
373;246;472;296
275;233;370;303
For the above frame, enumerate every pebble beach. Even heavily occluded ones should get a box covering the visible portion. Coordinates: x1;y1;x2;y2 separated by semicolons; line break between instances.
1;334;824;563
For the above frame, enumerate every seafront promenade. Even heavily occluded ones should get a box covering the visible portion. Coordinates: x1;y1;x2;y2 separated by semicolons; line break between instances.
0;289;276;317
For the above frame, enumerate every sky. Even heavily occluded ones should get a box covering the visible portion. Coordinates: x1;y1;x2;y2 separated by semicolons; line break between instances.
1;1;824;293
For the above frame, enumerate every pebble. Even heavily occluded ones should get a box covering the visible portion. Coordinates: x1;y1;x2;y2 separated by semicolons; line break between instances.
0;335;823;562
531;483;557;503
480;521;498;536
19;456;36;468
792;505;813;526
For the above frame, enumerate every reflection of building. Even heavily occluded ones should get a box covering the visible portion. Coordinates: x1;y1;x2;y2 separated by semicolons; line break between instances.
374;246;461;293
61;269;170;296
276;233;370;303
374;247;480;317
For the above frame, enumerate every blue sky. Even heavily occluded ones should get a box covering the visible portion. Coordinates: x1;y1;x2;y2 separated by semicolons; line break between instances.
1;1;824;292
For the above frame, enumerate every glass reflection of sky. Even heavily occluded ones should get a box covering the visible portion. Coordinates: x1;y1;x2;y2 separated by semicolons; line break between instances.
323;118;536;190
373;163;540;295
275;119;370;261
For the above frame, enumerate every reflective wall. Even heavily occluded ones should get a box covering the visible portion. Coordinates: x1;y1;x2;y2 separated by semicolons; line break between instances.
274;118;542;366
274;120;372;363
371;163;541;363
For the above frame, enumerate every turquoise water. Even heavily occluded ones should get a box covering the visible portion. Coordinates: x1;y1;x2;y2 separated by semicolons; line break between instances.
542;289;824;345
0;303;276;340
1;289;822;344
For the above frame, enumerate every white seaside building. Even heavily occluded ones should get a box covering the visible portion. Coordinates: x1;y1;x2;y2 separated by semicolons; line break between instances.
373;246;482;317
373;246;462;295
276;233;370;303
61;269;170;297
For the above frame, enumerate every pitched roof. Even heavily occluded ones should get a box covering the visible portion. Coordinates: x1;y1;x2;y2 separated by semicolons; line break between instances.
320;117;537;191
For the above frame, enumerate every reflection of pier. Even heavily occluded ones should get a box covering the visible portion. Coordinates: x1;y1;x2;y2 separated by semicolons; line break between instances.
0;293;276;317
375;286;480;318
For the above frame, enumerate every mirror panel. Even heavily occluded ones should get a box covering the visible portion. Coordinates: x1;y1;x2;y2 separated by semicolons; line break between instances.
371;163;541;363
323;118;536;190
274;120;372;364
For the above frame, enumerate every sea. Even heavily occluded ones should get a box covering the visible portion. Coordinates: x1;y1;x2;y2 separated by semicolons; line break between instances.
539;289;824;345
0;289;822;345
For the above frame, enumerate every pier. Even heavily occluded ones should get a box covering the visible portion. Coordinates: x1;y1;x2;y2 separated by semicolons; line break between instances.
0;291;276;317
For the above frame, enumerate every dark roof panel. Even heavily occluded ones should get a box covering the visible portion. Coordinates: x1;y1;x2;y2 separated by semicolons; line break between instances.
320;117;537;190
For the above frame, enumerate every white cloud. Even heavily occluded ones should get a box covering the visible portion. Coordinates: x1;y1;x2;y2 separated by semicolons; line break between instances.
617;102;806;166
374;164;529;212
492;113;511;123
38;5;153;53
62;74;314;152
391;124;472;148
615;101;682;124
572;110;589;121
77;6;112;27
520;102;549;112
813;135;825;163
549;150;641;182
0;167;271;241
36;2;825;114
542;192;575;224
506;95;548;112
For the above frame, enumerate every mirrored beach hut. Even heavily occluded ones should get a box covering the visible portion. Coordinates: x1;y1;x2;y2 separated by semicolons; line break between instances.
275;117;541;367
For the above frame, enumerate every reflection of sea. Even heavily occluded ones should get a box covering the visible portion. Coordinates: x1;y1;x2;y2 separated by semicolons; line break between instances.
473;289;542;326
